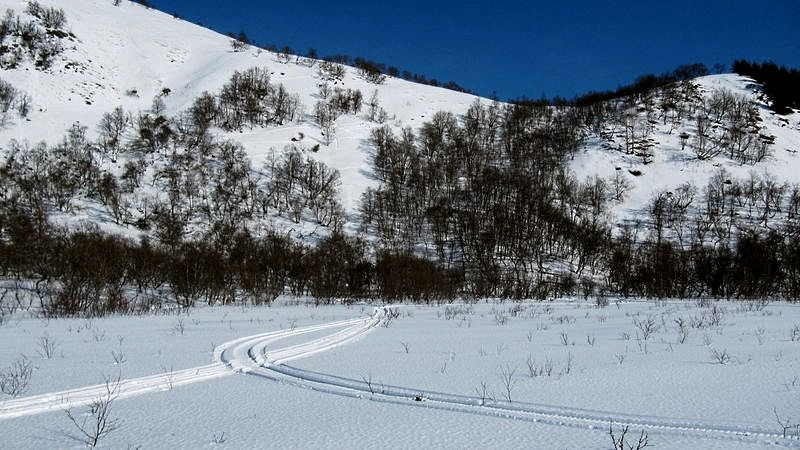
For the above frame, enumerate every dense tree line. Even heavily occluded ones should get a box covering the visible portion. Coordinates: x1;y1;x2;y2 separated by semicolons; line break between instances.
732;60;800;114
359;101;606;298
2;60;800;317
0;208;461;316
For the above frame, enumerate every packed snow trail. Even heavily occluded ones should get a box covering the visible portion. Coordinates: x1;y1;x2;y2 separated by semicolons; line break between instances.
0;314;379;420
236;332;800;447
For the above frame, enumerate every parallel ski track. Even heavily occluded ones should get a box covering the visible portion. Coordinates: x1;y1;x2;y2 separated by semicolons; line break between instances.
4;305;795;448
251;365;800;447
234;311;799;447
0;314;375;420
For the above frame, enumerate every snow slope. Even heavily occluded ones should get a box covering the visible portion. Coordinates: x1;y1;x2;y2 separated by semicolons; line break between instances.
571;74;800;226
0;0;480;214
1;0;799;238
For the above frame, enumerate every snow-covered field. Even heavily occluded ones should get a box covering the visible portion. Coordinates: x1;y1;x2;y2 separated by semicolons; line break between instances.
1;299;798;448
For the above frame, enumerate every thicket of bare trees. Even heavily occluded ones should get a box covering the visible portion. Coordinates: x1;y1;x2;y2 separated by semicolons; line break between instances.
0;3;71;70
1;61;799;317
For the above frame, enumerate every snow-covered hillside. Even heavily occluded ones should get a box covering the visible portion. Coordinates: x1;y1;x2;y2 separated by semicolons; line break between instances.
571;74;800;227
1;0;799;242
0;0;480;219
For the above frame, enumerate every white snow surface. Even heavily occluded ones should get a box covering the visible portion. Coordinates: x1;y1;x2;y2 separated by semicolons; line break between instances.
1;299;800;448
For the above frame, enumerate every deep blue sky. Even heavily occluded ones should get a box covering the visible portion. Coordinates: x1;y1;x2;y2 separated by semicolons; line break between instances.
154;0;799;100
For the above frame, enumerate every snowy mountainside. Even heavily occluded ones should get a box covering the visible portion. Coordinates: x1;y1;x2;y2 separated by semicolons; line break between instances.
0;0;481;236
0;0;799;244
571;74;800;229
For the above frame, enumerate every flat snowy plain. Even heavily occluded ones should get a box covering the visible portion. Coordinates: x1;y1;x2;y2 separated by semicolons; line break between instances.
1;298;798;449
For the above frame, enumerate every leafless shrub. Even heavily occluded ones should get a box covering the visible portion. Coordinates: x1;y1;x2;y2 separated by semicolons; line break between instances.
525;355;536;377
609;423;650;450
230;39;248;52
774;407;800;439
754;326;766;345
707;305;725;327
37;333;58;359
696;298;712;308
493;310;509;326
92;328;106;343
160;365;175;390
526;330;534;342
27;1;67;30
400;342;409;353
690;315;707;329
737;299;768;312
111;350;126;365
475;381;493;406
587;334;596;346
790;324;800;342
552;314;576;325
709;347;731;365
172;318;185;336
674;317;689;344
525;355;555;378
633;316;659;340
499;364;517;402
0;355;34;396
563;352;573;375
317;60;345;82
443;305;472;321
211;431;227;444
635;335;649;355
615;353;625;365
361;374;375;394
65;374;121;448
560;331;570;346
783;376;799;392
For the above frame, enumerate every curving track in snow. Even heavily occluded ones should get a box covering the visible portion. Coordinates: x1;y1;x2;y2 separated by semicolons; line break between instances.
230;312;800;448
0;312;381;420
3;305;796;447
250;365;800;447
